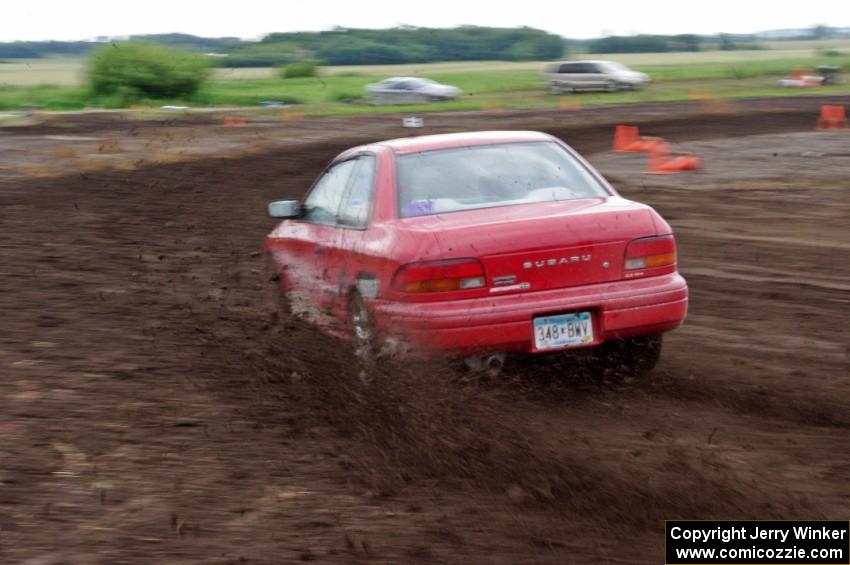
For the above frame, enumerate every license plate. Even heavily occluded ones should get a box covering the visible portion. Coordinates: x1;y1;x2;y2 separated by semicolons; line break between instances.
533;311;594;350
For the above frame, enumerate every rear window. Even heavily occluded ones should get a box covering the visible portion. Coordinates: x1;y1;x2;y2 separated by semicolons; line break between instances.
396;141;609;218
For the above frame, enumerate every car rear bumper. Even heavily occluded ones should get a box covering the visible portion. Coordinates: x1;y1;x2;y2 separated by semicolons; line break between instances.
370;273;688;356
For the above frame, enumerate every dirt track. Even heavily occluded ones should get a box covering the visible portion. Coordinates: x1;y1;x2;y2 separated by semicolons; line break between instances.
1;97;849;563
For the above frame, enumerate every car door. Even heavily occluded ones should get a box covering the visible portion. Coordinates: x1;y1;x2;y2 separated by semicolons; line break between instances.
558;63;584;90
583;63;608;89
323;154;378;319
267;158;357;321
399;80;433;103
374;79;399;103
374;79;404;103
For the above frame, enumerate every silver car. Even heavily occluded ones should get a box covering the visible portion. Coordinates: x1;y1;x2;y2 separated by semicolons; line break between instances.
364;77;461;104
542;60;650;93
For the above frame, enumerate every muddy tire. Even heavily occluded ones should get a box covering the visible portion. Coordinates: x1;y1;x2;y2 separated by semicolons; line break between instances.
599;333;662;377
349;293;376;363
263;255;290;321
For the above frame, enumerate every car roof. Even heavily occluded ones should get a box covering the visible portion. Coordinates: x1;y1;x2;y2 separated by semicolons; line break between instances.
380;76;426;82
549;60;611;65
359;130;555;156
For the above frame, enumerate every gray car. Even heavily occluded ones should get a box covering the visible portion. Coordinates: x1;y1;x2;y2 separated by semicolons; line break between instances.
542;60;650;93
364;77;461;104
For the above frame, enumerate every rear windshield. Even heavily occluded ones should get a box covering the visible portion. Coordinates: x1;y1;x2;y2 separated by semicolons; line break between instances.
396;141;609;218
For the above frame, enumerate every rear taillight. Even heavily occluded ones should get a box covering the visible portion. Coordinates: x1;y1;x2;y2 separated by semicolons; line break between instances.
392;259;486;293
625;235;677;270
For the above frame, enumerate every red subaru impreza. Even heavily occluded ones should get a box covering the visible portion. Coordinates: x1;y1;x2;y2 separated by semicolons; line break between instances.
265;131;687;374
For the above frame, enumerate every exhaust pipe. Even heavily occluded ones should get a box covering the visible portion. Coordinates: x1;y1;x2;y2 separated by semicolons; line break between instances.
464;352;506;376
484;353;505;375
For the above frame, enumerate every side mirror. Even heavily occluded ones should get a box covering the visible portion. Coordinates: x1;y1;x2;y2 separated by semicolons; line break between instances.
267;200;301;219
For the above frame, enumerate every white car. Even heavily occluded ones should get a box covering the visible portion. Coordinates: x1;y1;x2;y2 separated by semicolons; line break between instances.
364;77;461;104
542;60;650;93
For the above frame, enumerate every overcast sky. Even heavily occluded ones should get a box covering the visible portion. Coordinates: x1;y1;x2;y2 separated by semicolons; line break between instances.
1;0;849;41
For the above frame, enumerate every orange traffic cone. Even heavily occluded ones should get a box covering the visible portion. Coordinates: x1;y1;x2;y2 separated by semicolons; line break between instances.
626;136;664;152
612;125;639;151
817;105;847;130
646;140;671;173
666;154;701;172
646;141;701;174
559;97;581;111
688;89;711;100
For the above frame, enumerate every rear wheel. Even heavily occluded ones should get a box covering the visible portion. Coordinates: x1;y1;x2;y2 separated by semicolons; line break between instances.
598;334;662;377
349;293;375;362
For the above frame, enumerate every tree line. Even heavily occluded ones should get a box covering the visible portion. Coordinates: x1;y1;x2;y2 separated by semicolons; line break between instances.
252;26;565;65
0;27;565;65
0;41;93;58
2;25;848;64
582;34;763;53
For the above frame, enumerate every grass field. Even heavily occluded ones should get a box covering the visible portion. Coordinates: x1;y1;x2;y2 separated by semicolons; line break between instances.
1;40;849;113
0;58;86;86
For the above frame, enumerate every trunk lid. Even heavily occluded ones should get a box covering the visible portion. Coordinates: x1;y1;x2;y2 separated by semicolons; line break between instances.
401;197;658;294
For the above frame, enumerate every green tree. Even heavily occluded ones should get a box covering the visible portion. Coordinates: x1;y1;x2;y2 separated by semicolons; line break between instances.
279;60;319;78
89;42;209;99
